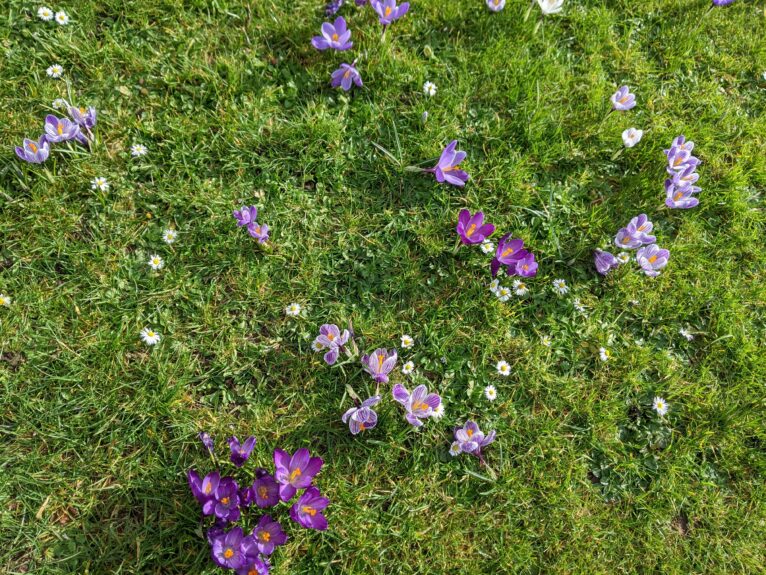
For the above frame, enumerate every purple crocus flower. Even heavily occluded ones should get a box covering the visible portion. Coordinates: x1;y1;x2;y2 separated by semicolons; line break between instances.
626;214;657;244
252;472;280;508
361;348;398;383
234;206;258;227
228;435;256;467
199;431;215;454
514;252;538;277
454;420;496;456
290;486;329;531
312;17;353;51
249;514;288;555
594;249;619;275
43;114;80;143
665;135;694;154
342;396;381;434
236;555;270;575
247;222;270;243
666;146;700;172
331;62;363;91
211;526;246;570
326;0;345;15
636;244;670;277
189;470;220;515
213;477;241;522
491;234;528;277
392;383;441;427
712;0;735;5
313;323;351;365
371;0;409;26
665;180;699;209
614;227;643;249
15;136;50;164
486;0;506;11
274;448;324;502
430;140;469;187
68;105;97;129
206;520;228;546
456;209;494;245
671;164;699;188
610;86;636;111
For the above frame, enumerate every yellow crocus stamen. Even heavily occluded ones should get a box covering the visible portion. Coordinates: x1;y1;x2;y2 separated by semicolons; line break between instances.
29;143;38;152
290;468;302;481
302;506;317;516
224;548;234;559
332;33;339;41
467;428;474;437
260;531;271;542
502;247;514;257
673;191;683;201
385;6;392;16
465;223;476;237
57;123;64;135
648;255;658;264
377;354;384;371
221;497;230;505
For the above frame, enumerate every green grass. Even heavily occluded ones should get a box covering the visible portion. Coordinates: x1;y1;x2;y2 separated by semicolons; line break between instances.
2;0;766;573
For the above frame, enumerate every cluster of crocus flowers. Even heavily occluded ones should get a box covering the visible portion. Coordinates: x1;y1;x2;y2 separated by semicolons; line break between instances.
456;209;495;245
233;205;270;244
362;348;398;383
392;383;442;427
451;421;496;460
188;434;328;574
610;85;636;111
312;323;351;365
491;234;538;278
426;140;469;187
342;395;381;434
15;104;96;164
664;135;701;209
597;214;669;277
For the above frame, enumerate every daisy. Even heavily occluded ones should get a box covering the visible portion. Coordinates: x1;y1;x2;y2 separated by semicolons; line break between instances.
489;278;500;294
402;360;415;375
573;298;586;313
512;279;528;296
52;98;68;110
38;6;54;21
679;328;694;341
401;334;414;349
449;441;461;456
140;327;161;346
147;255;164;270
496;286;511;302
46;64;64;78
91;177;109;191
423;81;437;96
616;252;630;264
162;229;177;244
598;347;610;362
54;10;69;25
484;385;497;401
285;303;302;317
311;340;325;352
496;360;511;376
481;239;495;254
552;279;569;295
652;396;669;416
432;403;445;419
0;293;11;307
540;335;552;347
131;143;148;157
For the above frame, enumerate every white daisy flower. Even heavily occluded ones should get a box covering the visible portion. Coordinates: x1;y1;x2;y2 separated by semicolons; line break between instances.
402;360;415;375
401;334;414;349
489;278;500;294
635;338;645;347
652;396;669;416
52;98;68;110
496;286;511;302
616;252;630;264
285;303;301;317
496;360;511;376
54;10;69;25
432;403;445;419
537;0;564;15
0;293;11;307
46;64;63;78
541;335;552;347
630;299;640;306
598;347;610;362
38;6;54;21
162;229;177;244
131;143;148;157
140;327;161;346
480;239;495;254
423;81;437;97
91;177;109;191
573;298;586;313
484;385;497;401
622;127;644;148
147;255;164;270
679;328;694;341
552;278;569;295
449;441;461;456
512;279;528;296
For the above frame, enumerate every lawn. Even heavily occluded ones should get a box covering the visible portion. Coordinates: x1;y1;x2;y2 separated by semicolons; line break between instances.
2;0;766;573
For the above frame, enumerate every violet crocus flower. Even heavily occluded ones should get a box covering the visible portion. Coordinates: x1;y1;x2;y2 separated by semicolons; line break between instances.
189;470;220;515
207;520;228;546
247;222;270;243
43;114;80;143
331;62;363;91
236;555;270;575
487;0;505;11
671;164;700;188
68;105;97;129
313;323;350;365
514;252;538;277
233;206;257;227
666;135;694;154
594;249;619;275
311;17;353;51
252;472;280;508
665;185;699;209
626;214;657;244
456;209;495;245
228;435;256;467
392;383;441;427
250;514;288;555
371;0;409;26
430;140;469;187
666;146;700;172
15;136;50;163
361;348;398;383
274;448;324;501
636;244;670;277
342;395;381;435
199;432;215;454
211;526;246;570
712;0;735;5
614;227;643;249
491;234;528;277
454;420;496;456
290;486;329;531
610;86;636;111
213;477;241;522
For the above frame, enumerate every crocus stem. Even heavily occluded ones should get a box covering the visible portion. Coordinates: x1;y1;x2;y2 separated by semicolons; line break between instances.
524;0;534;21
381;25;387;41
452;238;462;254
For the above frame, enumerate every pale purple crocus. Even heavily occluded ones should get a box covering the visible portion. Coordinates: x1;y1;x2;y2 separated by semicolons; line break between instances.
274;448;324;501
290;486;329;530
392;383;441;427
614;227;643;249
228;435;256;467
188;469;217;507
636;244;670;277
68;105;97;130
610;86;636;111
15;136;50;163
250;515;288;555
247;222;270;243
456;209;495;245
342;396;380;434
665;180;699;209
666;146;700;172
594;249;619;275
233;206;258;227
712;0;735;6
486;0;506;11
199;432;215;454
331;62;363;91
514;252;538;277
313;324;350;365
626;214;657;244
211;526;246;570
361;348;398;383
236;553;270;575
371;0;409;26
454;420;496;457
429;140;469;187
671;164;700;188
312;16;353;51
665;135;694;154
43;114;80;143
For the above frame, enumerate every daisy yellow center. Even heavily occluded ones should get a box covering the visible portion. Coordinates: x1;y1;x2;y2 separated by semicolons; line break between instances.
260;531;271;542
648;255;658;264
224;548;234;559
258;486;268;498
289;468;302;481
332;33;339;41
147;331;155;337
465;223;476;237
385;6;392;16
221;497;230;505
57;123;64;135
302;506;316;516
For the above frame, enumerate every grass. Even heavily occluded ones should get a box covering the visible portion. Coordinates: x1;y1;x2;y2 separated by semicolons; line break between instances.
1;0;766;573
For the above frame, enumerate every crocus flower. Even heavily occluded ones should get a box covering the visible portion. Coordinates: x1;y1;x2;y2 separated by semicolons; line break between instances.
456;209;495;245
313;323;350;365
199;431;215;454
712;0;735;5
247;222;270;243
207;520;228;546
188;469;213;506
537;0;564;14
43;114;80;143
331;62;363;91
342;396;381;434
213;477;241;522
229;435;256;467
671;164;700;188
252;472;280;508
622;127;643;148
371;0;409;26
454;420;496;456
290;486;329;530
594;249;619;275
233;206;258;227
361;348;398;383
610;85;636;111
666;146;700;172
211;526;246;570
665;180;699;209
636;244;670;277
326;0;344;15
491;234;528;277
514;252;538;277
274;448;324;501
236;555;270;575
15;136;50;164
666;135;694;153
486;0;505;11
392;383;441;427
68;105;97;129
249;514;288;555
614;227;643;249
626;214;656;244
430;140;469;187
312;16;353;51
